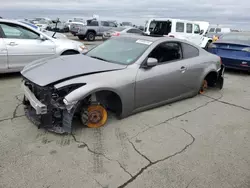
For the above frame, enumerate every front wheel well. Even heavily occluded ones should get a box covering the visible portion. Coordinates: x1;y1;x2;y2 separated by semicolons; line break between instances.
61;50;80;55
77;90;123;117
204;71;218;87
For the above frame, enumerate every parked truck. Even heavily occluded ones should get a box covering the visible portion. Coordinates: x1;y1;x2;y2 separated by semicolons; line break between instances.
75;19;118;41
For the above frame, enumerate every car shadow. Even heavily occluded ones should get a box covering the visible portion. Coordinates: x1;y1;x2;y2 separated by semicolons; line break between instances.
0;72;21;80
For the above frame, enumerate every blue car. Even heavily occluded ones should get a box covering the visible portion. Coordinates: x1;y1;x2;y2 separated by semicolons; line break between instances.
208;32;250;71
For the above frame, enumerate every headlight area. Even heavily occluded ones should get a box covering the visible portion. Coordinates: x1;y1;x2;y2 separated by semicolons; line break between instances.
79;45;88;53
23;81;86;134
51;83;86;109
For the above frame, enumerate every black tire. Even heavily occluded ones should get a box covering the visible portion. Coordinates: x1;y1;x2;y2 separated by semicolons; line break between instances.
86;32;96;41
61;50;79;56
78;35;86;40
205;41;212;51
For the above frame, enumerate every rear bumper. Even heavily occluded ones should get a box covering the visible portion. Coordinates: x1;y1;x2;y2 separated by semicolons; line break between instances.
221;57;250;71
208;50;250;70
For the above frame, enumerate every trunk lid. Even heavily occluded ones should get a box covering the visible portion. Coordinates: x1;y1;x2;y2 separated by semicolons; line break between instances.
213;41;250;58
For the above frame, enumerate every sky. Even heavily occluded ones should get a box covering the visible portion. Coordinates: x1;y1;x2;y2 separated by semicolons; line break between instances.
0;0;249;30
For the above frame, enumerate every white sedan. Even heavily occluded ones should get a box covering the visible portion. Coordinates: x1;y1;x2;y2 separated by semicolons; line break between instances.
0;19;87;73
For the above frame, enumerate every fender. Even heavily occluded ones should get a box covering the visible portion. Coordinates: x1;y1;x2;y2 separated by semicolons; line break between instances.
200;37;212;48
198;63;219;88
63;83;135;118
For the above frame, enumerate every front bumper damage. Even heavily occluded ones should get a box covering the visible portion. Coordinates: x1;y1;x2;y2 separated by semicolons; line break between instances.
216;64;225;89
22;79;78;134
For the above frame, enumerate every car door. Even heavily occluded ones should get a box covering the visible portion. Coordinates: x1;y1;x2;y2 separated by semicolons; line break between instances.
192;24;204;46
173;22;186;40
185;23;193;41
107;22;117;30
100;21;109;34
0;28;8;71
135;42;192;109
0;22;56;69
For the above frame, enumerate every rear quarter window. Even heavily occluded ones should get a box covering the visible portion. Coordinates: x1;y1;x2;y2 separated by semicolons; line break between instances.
215;28;221;32
186;23;193;33
176;22;184;32
181;42;199;59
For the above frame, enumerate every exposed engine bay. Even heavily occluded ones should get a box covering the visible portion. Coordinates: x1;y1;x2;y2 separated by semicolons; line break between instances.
22;78;87;134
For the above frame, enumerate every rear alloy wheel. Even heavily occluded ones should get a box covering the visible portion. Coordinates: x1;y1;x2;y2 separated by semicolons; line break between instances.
86;32;96;41
199;80;208;94
80;104;108;128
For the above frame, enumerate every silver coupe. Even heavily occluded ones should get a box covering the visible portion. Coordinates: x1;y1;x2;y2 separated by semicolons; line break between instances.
21;35;224;134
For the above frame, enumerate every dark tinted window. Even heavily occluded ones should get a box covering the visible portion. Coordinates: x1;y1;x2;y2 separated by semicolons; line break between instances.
0;23;39;39
186;23;193;33
108;22;116;27
127;29;143;34
149;42;182;63
89;21;99;26
215;28;221;32
176;22;184;32
101;21;109;26
209;28;215;32
194;24;200;34
181;42;199;58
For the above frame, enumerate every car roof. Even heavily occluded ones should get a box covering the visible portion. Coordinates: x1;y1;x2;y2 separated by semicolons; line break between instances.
116;34;202;48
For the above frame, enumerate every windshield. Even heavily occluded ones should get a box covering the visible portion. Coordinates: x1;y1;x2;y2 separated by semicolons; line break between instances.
110;27;126;32
220;33;250;42
86;37;151;65
122;22;132;26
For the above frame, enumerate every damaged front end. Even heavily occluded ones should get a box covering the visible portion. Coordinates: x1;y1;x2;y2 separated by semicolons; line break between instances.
22;78;85;134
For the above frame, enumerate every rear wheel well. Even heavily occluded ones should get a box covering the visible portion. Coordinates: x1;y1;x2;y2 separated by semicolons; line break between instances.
204;71;218;87
61;50;79;55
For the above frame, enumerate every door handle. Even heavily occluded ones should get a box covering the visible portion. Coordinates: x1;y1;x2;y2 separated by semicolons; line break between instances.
180;66;187;72
8;42;18;46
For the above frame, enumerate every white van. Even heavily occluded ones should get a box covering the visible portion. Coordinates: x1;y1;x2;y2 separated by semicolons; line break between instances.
144;18;212;49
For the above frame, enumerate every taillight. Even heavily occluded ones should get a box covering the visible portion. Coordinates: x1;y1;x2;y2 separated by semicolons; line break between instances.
112;32;120;36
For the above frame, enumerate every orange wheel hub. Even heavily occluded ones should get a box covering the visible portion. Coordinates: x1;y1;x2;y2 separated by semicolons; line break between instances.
199;80;208;94
87;105;108;128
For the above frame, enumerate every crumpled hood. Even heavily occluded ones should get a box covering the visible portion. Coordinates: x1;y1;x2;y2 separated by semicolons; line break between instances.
21;54;126;86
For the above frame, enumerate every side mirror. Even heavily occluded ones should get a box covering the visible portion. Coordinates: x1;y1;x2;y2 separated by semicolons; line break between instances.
146;57;158;67
40;35;46;41
200;30;204;35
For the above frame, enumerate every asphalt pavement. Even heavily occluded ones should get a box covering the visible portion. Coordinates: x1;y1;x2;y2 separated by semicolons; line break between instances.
0;43;250;187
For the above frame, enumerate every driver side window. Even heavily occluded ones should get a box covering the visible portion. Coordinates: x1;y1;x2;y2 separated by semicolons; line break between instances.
0;23;40;39
194;24;200;34
148;42;182;63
